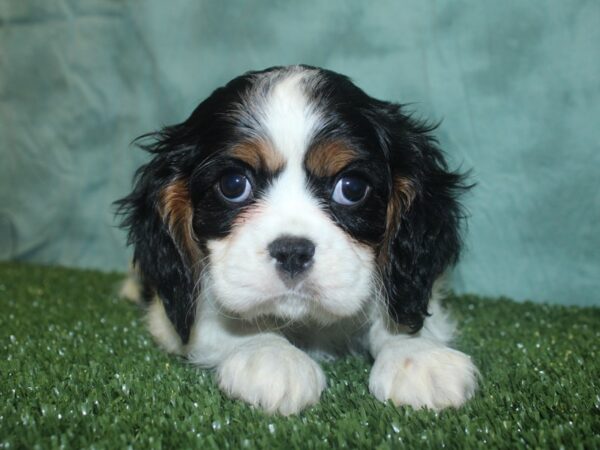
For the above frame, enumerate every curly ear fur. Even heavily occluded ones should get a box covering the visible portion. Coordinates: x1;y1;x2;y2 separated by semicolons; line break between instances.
376;109;470;332
115;127;199;344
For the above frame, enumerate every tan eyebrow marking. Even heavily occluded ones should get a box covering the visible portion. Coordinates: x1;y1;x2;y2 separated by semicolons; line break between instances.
230;140;285;173
305;140;359;177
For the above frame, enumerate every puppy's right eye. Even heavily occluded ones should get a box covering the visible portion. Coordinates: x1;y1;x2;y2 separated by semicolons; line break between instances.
218;172;252;203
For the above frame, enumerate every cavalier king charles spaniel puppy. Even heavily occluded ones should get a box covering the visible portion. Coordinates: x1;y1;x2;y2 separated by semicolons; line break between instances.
117;65;478;415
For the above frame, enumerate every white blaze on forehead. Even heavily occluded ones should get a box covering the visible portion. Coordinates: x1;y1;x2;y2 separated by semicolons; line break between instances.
256;70;325;232
259;70;321;166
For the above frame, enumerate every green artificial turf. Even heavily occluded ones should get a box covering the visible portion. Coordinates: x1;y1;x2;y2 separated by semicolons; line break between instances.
1;262;599;449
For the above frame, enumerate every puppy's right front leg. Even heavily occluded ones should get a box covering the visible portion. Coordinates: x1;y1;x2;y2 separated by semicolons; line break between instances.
187;306;326;415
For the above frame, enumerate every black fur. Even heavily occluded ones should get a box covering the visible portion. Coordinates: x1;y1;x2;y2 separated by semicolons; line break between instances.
115;131;197;343
379;112;469;332
116;65;470;342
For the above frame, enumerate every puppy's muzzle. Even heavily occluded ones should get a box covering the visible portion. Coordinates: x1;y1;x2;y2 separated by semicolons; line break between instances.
268;236;315;279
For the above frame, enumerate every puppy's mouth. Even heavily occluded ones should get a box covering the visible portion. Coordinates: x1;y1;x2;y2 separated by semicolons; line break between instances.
261;283;320;305
222;283;323;321
278;271;312;290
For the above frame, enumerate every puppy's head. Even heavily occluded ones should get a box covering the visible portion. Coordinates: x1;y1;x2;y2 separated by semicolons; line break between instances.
117;65;468;343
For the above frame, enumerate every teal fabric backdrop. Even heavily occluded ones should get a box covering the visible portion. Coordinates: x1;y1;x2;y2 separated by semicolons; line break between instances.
1;1;598;306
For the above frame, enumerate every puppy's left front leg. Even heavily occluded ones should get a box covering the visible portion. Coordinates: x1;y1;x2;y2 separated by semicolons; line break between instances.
188;307;326;415
367;306;478;411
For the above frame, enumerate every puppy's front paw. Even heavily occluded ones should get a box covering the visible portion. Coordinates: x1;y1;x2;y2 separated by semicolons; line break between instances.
216;340;326;415
369;341;478;410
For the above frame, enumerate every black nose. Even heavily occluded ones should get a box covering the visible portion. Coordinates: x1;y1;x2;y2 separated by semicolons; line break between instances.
268;236;316;279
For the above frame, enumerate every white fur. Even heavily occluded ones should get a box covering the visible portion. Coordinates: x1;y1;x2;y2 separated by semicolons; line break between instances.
135;68;478;414
146;297;183;356
260;69;321;163
119;264;142;303
217;336;326;415
186;285;328;415
119;276;141;303
367;296;479;410
368;338;478;410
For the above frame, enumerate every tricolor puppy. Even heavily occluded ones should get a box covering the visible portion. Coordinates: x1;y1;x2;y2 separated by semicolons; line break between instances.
117;65;478;415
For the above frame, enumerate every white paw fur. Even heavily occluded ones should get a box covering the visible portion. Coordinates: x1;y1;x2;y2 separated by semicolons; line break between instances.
369;339;478;410
216;339;326;415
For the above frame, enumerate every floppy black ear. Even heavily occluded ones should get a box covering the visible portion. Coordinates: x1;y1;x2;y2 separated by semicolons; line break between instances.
116;128;199;344
378;113;470;332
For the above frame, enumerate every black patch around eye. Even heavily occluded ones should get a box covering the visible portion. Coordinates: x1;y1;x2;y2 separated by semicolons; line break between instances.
189;157;274;239
307;163;389;245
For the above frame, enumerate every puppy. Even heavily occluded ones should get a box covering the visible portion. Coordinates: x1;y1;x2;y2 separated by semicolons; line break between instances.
117;65;478;415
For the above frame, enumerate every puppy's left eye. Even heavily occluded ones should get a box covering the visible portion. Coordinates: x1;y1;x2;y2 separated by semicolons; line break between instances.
332;175;370;206
218;172;252;203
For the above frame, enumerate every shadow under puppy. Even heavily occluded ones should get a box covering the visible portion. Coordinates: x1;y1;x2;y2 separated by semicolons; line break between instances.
116;65;478;415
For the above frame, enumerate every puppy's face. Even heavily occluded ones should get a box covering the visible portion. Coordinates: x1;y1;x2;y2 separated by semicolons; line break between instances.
189;72;389;323
119;65;465;343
